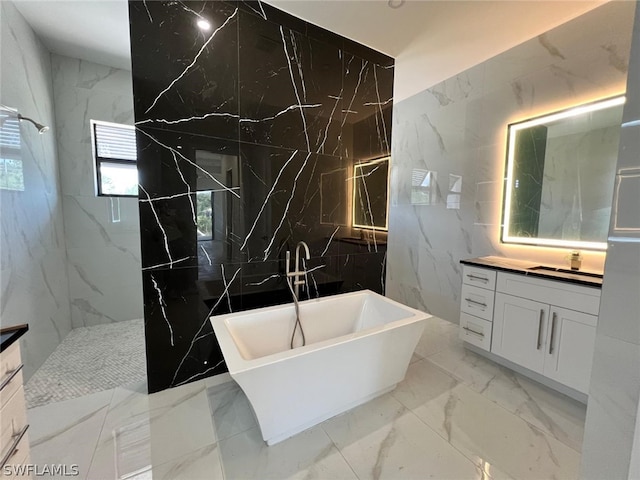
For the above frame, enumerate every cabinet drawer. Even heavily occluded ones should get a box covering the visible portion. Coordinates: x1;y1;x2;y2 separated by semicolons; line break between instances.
0;425;29;479
459;313;492;351
0;368;22;411
461;284;495;321
462;266;496;290
0;387;28;460
496;272;601;315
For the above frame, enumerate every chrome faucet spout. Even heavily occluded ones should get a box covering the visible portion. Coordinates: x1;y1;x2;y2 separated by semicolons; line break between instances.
286;241;311;349
294;241;310;298
286;241;311;300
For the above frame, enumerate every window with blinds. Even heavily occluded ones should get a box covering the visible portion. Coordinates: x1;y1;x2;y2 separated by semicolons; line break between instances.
0;112;24;191
91;120;138;197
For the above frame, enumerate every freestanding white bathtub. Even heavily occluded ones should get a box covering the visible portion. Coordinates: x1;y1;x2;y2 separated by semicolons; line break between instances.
211;290;430;445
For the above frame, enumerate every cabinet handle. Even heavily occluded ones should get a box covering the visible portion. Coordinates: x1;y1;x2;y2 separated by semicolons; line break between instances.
0;424;28;469
466;274;489;283
549;312;557;355
536;309;545;350
462;326;485;338
0;364;23;392
464;298;487;308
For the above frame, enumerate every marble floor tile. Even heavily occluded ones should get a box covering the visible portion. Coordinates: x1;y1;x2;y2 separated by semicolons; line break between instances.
150;443;223;480
207;380;257;442
205;372;233;389
392;358;460;411
28;389;114;480
321;393;484;480
218;425;357;480
408;381;581;480
414;316;460;359
426;340;503;391
479;367;587;452
427;340;586;452
86;379;216;479
409;352;423;364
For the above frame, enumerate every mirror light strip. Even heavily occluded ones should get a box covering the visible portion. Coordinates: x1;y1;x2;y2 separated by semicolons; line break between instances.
352;156;390;231
502;95;625;251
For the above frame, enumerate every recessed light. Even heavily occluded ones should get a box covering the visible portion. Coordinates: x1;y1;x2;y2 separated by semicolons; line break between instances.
388;0;405;9
197;18;211;31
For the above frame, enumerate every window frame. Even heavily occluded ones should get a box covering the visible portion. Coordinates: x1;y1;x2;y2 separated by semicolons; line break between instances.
91;119;138;198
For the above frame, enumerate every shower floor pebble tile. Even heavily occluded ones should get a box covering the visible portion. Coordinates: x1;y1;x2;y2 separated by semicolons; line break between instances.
27;316;586;480
25;318;146;408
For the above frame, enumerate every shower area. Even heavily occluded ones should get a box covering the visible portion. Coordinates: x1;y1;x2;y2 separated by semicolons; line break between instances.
1;0;147;409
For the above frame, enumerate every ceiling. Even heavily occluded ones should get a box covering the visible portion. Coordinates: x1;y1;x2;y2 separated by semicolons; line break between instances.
13;0;607;100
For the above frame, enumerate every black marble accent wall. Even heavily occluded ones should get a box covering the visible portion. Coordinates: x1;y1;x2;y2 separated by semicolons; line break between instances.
129;0;394;393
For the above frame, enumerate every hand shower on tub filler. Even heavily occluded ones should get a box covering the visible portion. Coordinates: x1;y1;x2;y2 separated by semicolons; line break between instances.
285;241;310;348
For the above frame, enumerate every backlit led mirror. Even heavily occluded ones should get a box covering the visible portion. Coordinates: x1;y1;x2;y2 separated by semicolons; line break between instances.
352;157;389;231
502;96;625;250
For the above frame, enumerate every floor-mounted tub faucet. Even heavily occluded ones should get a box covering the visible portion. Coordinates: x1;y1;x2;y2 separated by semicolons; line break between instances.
286;241;310;299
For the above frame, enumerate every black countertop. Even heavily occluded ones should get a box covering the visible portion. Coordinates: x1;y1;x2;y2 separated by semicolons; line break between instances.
0;324;28;353
460;256;603;288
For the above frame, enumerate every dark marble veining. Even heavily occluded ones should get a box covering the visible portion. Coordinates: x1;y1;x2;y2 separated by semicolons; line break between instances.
461;256;603;288
130;0;393;392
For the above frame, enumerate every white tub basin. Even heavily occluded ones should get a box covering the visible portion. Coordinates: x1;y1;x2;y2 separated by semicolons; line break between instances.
211;289;429;445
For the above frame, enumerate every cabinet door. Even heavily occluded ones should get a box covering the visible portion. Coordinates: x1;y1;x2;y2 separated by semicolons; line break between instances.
543;307;597;394
492;293;549;373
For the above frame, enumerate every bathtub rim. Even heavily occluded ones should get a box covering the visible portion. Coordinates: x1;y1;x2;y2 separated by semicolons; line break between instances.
211;289;430;374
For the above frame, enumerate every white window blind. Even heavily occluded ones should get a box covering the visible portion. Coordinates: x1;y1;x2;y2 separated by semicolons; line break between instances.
94;122;137;161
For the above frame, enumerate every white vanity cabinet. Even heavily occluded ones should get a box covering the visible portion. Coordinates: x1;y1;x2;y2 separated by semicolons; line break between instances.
459;262;601;398
491;272;600;395
0;332;30;479
458;266;495;351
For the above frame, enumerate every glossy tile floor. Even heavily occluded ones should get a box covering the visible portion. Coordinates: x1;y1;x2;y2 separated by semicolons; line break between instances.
27;317;587;479
25;319;146;408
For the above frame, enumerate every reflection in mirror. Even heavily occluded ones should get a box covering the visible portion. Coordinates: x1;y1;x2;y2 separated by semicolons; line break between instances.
447;174;462;210
195;150;240;268
411;169;438;205
321;167;349;226
502;96;625;250
352;157;389;230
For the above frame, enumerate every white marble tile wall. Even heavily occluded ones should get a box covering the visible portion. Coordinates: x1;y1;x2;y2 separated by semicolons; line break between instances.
387;1;635;322
581;3;640;478
51;54;143;327
0;2;73;379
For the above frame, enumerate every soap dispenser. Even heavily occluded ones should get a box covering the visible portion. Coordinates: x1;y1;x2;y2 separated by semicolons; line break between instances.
569;250;582;271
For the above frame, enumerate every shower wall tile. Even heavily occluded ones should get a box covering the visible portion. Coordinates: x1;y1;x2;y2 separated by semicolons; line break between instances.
67;246;143;327
387;1;634;322
130;0;393;392
0;3;73;380
51;53;143;327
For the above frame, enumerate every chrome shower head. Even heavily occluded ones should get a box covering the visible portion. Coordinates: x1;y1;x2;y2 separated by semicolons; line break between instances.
17;114;49;134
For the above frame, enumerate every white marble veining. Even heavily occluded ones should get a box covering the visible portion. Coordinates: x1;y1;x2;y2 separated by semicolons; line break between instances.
0;2;73;380
387;2;635;323
26;315;586;480
51;53;143;328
